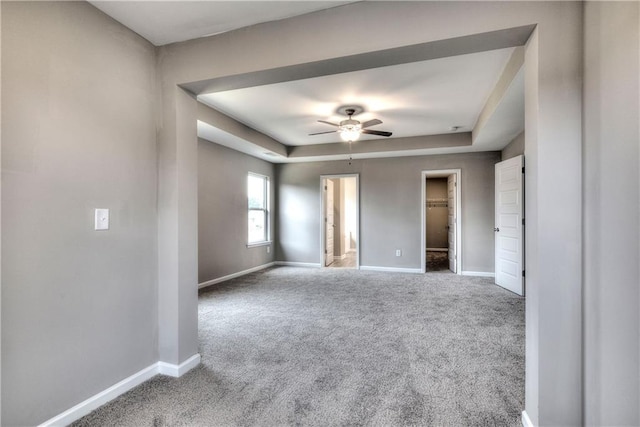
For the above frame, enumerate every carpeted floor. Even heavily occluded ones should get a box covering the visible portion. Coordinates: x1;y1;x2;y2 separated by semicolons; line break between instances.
74;267;524;426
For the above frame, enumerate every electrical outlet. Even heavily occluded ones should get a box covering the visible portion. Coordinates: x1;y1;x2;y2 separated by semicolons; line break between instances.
267;246;271;254
396;249;402;257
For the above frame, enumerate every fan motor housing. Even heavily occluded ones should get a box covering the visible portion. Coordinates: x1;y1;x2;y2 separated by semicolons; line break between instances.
336;105;364;117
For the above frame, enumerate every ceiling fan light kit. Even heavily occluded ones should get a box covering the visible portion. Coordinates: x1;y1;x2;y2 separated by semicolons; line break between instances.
310;105;393;142
339;122;362;142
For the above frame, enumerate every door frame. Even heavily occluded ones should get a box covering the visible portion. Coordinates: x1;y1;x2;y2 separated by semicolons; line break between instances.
421;169;462;274
320;174;360;269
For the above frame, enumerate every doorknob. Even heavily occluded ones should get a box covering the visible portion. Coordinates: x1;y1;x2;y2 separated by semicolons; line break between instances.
494;227;500;232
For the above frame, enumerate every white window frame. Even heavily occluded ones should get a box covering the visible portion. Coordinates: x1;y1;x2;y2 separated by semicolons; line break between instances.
247;172;270;247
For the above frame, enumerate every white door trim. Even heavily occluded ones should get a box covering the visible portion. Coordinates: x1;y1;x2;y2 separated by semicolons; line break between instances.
421;169;462;274
325;178;335;266
320;174;360;269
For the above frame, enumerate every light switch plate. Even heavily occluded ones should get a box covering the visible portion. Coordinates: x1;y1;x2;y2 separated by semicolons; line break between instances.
95;208;109;231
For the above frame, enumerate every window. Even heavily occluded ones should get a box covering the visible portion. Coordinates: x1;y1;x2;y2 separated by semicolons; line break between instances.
247;173;269;244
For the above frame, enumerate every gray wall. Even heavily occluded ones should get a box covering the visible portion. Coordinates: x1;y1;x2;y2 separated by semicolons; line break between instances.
277;152;499;272
425;179;448;249
583;2;640;425
156;4;586;424
501;131;524;161
198;139;275;283
522;7;583;423
0;1;602;424
1;2;158;425
1;3;3;423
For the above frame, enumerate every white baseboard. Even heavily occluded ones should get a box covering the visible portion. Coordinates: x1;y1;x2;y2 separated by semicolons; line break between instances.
461;271;495;278
275;261;321;268
198;262;275;289
38;354;201;427
426;248;448;252
521;410;534;427
360;266;422;274
157;353;201;378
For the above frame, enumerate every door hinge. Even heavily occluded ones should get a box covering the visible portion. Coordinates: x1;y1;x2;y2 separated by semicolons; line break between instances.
522;166;525;174
522;218;525;226
324;185;327;190
522;270;526;277
324;250;327;254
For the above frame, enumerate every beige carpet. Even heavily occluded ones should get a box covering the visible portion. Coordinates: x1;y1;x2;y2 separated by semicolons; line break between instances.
74;267;524;426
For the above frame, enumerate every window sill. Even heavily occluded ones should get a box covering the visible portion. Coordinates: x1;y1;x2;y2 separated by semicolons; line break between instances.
247;241;272;248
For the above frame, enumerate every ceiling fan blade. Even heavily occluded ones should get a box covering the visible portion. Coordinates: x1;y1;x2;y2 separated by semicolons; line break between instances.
318;120;339;127
361;119;382;128
362;129;393;137
308;130;338;136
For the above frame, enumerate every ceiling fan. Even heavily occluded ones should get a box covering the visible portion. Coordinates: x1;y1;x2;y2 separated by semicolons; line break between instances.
309;106;392;142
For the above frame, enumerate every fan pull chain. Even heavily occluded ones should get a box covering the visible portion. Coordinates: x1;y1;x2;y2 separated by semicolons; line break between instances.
348;141;353;165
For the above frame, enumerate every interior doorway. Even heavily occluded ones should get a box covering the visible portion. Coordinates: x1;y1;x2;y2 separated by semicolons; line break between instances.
425;178;449;271
421;170;462;274
321;175;359;269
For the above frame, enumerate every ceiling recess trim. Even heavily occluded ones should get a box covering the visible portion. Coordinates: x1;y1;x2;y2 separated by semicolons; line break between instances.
182;25;536;95
193;25;534;163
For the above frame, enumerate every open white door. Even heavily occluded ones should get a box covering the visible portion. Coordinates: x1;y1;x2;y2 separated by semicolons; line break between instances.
447;174;457;273
324;179;334;266
494;155;524;296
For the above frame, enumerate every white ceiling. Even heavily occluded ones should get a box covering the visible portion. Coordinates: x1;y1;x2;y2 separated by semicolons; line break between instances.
89;1;355;46
199;48;516;146
473;68;525;150
90;0;525;161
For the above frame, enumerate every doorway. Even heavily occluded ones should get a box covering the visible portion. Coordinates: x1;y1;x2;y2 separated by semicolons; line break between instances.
321;175;359;269
421;170;462;274
425;178;449;271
